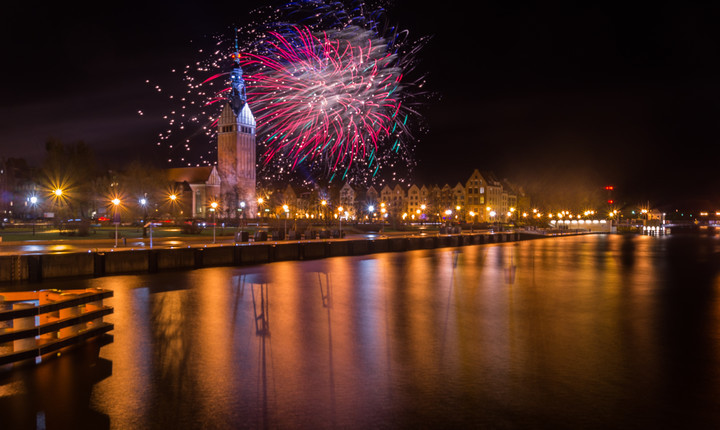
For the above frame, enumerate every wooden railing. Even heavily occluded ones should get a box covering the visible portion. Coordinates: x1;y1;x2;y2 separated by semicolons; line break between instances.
0;288;113;367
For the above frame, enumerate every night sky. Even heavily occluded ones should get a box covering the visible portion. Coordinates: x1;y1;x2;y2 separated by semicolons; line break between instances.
2;1;720;208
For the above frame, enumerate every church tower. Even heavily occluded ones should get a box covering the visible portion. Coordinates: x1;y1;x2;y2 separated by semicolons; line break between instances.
218;34;257;216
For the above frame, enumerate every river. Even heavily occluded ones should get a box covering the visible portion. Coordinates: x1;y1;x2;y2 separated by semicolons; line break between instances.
1;233;719;429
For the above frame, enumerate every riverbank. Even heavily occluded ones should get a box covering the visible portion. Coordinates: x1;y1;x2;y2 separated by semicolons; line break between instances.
0;230;573;285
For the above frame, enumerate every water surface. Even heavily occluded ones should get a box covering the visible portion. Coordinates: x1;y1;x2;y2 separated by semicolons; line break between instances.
1;234;720;429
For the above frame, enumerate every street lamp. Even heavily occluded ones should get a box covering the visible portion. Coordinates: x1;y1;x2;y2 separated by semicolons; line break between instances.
239;201;246;233
112;198;121;247
52;188;64;225
210;201;218;243
29;195;39;235
168;193;178;222
258;197;265;223
338;206;343;237
282;204;289;238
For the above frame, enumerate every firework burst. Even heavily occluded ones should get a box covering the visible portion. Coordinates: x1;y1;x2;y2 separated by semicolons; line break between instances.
147;0;429;187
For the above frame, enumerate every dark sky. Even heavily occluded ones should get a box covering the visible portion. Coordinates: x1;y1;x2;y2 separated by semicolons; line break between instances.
2;1;720;208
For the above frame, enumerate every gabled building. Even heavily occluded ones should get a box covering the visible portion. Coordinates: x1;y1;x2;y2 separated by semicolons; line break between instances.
366;186;379;206
166;166;221;218
407;184;421;216
339;183;356;217
481;171;504;221
440;184;453;212
465;169;486;221
381;185;393;210
392;184;406;215
452;183;465;211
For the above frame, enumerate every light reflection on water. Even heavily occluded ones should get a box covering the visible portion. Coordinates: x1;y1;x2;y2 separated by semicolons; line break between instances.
1;234;720;428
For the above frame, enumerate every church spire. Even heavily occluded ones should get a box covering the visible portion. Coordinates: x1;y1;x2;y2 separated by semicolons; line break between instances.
228;29;247;117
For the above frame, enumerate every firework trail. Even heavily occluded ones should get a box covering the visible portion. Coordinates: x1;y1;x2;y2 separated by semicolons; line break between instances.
146;0;429;187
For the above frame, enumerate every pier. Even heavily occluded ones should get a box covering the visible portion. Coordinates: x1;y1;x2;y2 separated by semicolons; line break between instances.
0;288;113;368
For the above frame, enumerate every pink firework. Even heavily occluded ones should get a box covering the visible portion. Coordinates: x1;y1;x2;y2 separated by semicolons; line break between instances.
241;25;411;171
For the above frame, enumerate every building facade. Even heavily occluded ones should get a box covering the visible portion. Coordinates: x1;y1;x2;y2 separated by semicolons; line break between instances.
217;42;257;216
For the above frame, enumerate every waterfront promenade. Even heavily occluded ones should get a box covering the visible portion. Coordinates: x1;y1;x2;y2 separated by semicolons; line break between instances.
0;229;537;284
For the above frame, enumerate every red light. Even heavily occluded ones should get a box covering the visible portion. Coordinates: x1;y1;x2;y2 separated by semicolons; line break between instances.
608;200;614;204
604;186;614;190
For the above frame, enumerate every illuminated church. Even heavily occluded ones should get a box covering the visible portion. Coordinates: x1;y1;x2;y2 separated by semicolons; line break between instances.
216;41;257;216
166;40;257;219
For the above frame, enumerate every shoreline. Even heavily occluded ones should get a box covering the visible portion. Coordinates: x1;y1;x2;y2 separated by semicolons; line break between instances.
0;231;597;286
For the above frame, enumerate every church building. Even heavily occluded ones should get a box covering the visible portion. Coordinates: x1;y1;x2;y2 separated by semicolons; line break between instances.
217;39;257;216
166;36;257;219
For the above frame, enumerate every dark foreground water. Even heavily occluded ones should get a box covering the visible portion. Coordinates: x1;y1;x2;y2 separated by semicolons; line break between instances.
2;234;720;429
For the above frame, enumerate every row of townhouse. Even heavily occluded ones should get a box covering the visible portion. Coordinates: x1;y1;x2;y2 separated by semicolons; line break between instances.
1;157;523;223
277;169;523;223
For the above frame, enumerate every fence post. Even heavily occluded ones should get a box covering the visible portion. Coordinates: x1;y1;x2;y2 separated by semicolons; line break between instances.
58;293;81;338
37;291;56;341
0;295;11;359
13;302;36;360
84;290;104;330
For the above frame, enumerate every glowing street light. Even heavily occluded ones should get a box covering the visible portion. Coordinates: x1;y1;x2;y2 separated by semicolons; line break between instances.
337;206;344;237
210;201;219;243
283;204;289;238
138;197;150;221
29;195;39;235
112;198;121;247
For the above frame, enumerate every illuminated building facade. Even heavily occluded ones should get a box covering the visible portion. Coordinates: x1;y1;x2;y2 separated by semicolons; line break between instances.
217;40;257;216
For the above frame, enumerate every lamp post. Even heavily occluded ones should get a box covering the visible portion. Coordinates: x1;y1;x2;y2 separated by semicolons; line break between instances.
321;199;327;225
29;196;38;235
210;201;218;243
169;193;178;223
282;204;289;238
257;197;264;225
240;201;246;233
112;198;121;247
380;203;386;232
338;206;343;237
52;188;64;228
140;197;148;220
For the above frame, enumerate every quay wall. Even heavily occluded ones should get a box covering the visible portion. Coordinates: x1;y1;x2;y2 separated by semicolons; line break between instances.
1;231;554;283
